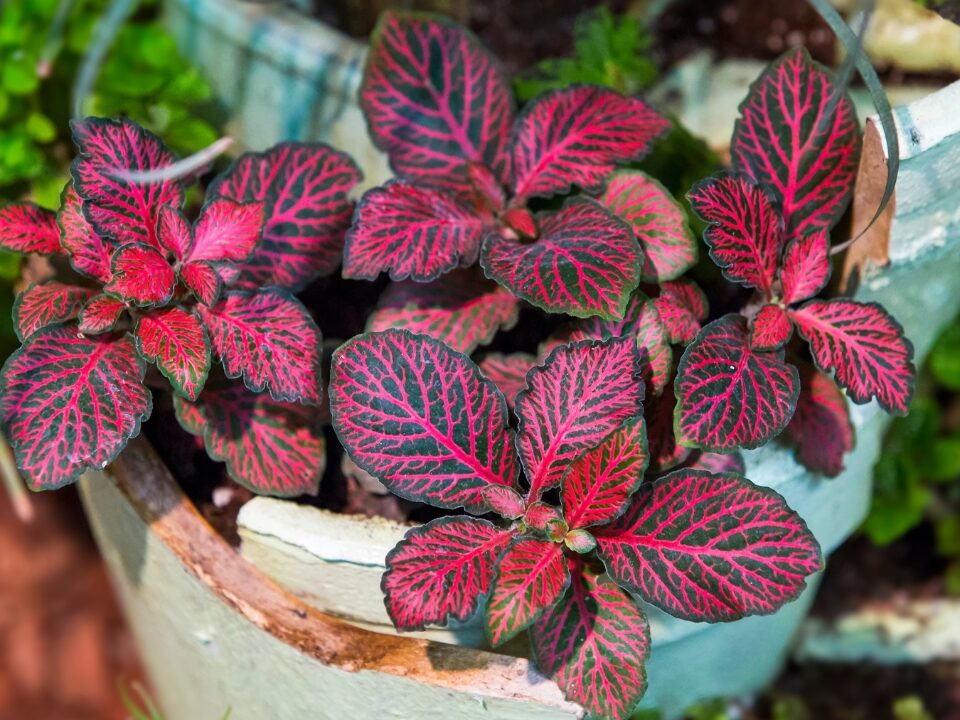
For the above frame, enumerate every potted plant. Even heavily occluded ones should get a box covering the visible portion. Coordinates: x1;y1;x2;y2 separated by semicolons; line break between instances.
2;9;959;720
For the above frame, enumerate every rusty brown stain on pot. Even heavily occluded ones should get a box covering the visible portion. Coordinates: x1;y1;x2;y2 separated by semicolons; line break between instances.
106;438;579;712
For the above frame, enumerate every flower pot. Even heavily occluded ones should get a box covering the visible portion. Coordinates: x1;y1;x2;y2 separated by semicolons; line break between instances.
77;76;960;718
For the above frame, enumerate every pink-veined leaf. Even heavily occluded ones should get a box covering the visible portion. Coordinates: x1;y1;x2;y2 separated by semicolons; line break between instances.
479;352;537;410
360;11;513;189
675;314;800;451
207;142;361;289
180;261;221;306
481;197;641;320
382;516;514;631
367;271;518;354
329;329;519;512
78;294;126;335
685;450;746;475
486;539;569;646
70;117;184;248
561;418;648;529
343;181;488;282
197;288;322;406
157;204;192;259
0;326;151;489
103;243;176;306
786;366;853;477
596;468;822;622
790;299;914;414
481;484;525;519
524;501;566;538
780;232;831;305
58;184;112;283
571;292;673;396
599;170;697;282
135;307;210;401
750;304;793;351
531;559;650;720
516;336;644;499
510;85;668;202
687;173;783;296
188;199;265;263
646;383;690;473
653;279;708;345
174;379;324;496
730;47;860;239
0;202;61;255
12;282;95;342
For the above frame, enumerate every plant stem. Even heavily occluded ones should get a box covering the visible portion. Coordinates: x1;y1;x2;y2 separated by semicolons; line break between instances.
0;435;32;523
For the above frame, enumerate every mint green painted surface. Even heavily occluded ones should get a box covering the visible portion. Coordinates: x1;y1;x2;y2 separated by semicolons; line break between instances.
162;0;391;187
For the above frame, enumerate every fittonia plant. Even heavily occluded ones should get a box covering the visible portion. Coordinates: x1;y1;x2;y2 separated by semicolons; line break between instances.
675;47;916;475
342;10;689;334
0;117;360;494
330;329;822;720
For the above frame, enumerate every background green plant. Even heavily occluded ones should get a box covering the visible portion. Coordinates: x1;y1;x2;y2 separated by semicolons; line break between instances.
513;7;657;103
864;316;960;593
0;0;218;209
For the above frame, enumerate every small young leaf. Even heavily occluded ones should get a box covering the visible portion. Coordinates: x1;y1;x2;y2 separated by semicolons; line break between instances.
791;299;915;414
687;173;783;296
750;304;793;351
367;271;518;354
516;336;644;499
180;261;221;306
70;117;184;248
343;181;488;282
104;243;177;307
510;85;667;202
779;232;831;305
675;315;800;451
479;352;538;410
58;184;112;283
564;529;597;554
599;169;697;282
524;501;566;537
785;366;853;477
135;307;211;401
481;485;525;519
487;539;570;646
0;202;61;255
561;418;648;529
730;47;860;239
596;469;822;622
329;330;519;512
186;199;265;264
360;11;514;188
198;288;323;406
382;516;514;631
13;282;94;342
481;197;641;320
531;559;650;720
0;326;151;489
686;450;746;475
208;142;361;289
571;292;673;396
78;294;126;335
174;380;324;497
653;279;708;345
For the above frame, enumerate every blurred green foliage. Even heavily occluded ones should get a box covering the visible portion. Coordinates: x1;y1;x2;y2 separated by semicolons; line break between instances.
865;316;960;593
513;7;658;103
0;0;218;209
